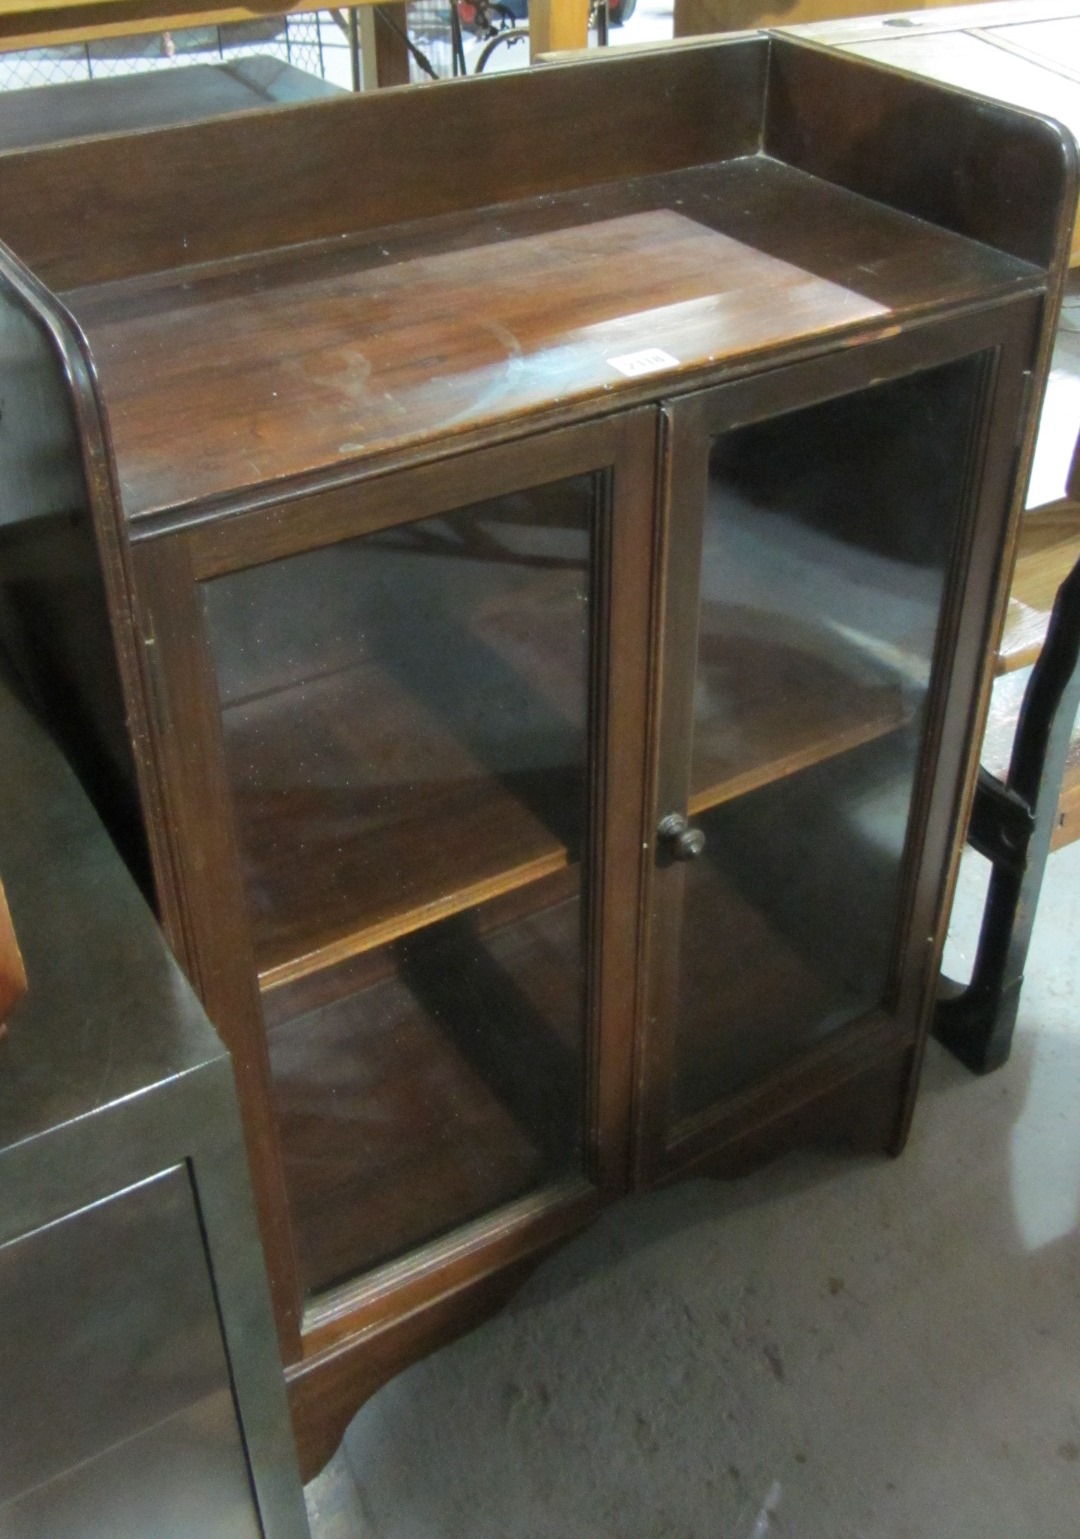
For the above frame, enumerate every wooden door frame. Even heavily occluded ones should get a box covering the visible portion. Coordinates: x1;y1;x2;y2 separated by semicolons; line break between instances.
634;299;1043;1184
127;408;658;1401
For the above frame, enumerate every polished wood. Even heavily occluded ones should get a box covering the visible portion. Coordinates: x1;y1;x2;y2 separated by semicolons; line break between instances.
687;618;909;816
206;476;593;989
638;304;1041;1179
0;42;767;289
67;180;1040;521
0;874;27;1030
765;31;1074;271
0;37;1067;1479
271;881;584;1296
777;0;1080;264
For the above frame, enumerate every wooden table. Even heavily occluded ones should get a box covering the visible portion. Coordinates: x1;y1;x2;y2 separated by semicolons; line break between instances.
675;0;971;45
0;0;590;80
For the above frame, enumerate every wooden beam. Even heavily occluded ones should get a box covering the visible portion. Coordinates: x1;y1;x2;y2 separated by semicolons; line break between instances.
529;0;590;59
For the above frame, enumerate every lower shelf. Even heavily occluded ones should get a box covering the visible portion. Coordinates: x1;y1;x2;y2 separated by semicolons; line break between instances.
671;734;913;1125
672;850;871;1125
267;883;586;1299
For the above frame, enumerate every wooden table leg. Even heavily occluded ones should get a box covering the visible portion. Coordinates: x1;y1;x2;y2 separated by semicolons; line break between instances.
357;2;411;87
529;0;590;60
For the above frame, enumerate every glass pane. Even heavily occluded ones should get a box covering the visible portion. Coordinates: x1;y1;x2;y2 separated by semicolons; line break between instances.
672;357;984;1122
202;476;595;1296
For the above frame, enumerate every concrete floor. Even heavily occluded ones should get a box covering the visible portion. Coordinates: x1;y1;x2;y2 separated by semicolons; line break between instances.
305;838;1080;1538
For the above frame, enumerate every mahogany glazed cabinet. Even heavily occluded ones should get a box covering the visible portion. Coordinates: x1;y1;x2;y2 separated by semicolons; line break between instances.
0;34;1074;1476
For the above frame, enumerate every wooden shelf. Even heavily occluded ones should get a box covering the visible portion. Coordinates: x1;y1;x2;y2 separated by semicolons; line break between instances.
672;728;914;1126
222;659;583;991
204;489;593;991
672;841;871;1123
689;618;910;817
268;884;583;1297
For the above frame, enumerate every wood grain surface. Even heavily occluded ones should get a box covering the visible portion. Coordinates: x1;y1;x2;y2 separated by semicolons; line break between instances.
67;150;1035;525
73;201;892;519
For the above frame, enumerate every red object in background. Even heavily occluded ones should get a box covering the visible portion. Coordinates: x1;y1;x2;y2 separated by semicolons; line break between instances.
0;874;26;1036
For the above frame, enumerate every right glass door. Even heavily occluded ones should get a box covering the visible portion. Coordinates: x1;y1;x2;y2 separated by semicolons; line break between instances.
642;338;1002;1173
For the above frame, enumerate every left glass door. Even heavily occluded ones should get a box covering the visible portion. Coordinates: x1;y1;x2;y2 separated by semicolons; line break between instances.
201;478;595;1297
139;411;655;1325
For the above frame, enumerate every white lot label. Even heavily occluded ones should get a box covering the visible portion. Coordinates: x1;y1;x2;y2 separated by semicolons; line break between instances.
606;348;680;378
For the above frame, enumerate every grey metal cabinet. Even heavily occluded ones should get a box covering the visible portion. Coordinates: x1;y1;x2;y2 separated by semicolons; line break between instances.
0;670;309;1539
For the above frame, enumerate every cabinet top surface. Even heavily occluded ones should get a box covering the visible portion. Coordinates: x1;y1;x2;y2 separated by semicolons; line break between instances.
66;155;1037;524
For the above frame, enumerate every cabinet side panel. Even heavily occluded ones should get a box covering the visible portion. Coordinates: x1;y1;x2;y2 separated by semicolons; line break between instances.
0;283;148;889
765;36;1077;271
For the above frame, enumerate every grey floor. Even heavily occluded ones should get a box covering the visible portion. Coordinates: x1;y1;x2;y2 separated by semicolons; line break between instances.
305;838;1080;1538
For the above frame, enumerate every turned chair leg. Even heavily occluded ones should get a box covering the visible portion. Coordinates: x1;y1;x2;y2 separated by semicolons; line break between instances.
935;554;1080;1073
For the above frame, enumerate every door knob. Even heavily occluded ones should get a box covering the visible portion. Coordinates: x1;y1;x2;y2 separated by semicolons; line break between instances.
657;812;705;861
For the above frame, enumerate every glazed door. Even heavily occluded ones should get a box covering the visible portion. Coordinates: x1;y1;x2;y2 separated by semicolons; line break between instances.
135;411;655;1349
638;308;1038;1180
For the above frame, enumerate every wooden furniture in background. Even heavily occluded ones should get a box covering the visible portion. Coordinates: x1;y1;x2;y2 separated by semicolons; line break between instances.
0;666;309;1538
673;0;988;45
0;0;590;83
0;35;1070;1478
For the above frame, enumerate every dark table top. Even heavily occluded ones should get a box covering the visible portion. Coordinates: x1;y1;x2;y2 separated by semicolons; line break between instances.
0;670;223;1152
0;55;343;153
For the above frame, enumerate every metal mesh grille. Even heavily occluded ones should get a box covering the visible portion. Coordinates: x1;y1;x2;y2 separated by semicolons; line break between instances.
0;6;545;94
0;4;537;94
0;12;356;92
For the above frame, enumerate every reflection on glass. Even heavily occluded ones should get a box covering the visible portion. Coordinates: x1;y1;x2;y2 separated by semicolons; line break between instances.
672;358;984;1121
203;477;595;1296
